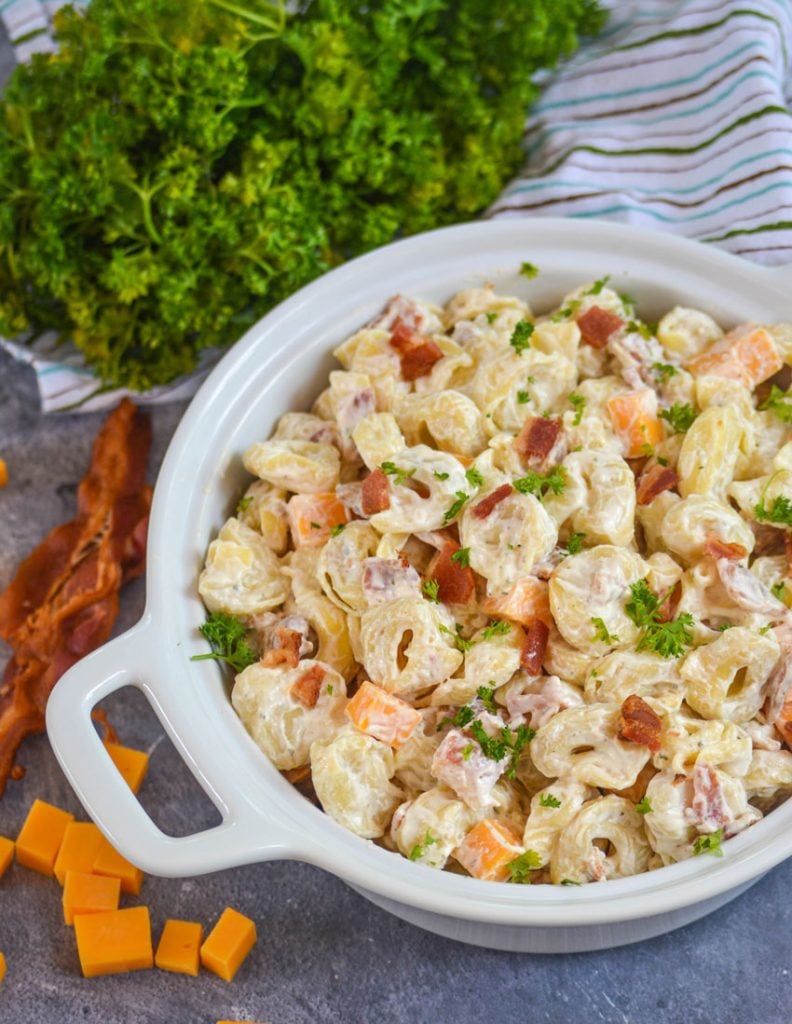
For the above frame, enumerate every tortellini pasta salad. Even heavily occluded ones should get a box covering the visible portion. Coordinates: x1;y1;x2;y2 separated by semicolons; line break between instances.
195;274;792;886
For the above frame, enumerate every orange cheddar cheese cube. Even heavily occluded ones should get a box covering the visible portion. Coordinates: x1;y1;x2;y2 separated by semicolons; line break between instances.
62;870;121;926
155;919;203;976
54;822;106;886
607;388;664;459
15;799;74;876
453;818;523;882
0;952;5;986
74;906;153;978
92;834;145;896
345;681;421;749
0;458;7;488
200;908;257;982
287;492;348;549
684;324;782;388
0;836;14;879
481;575;551;627
104;741;149;794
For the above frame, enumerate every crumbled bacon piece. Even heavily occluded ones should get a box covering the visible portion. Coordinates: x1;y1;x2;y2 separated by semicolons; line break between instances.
703;537;748;561
576;306;624;348
471;484;513;519
514;417;563;468
655;581;682;624
372;296;428;333
0;399;151;796
361;468;390;515
388;318;417;354
261;648;299;669
519;619;550;674
426;542;475;605
785;532;792;571
690;762;728;832
290;664;326;709
388;319;444;381
636;463;679;506
617;694;662;753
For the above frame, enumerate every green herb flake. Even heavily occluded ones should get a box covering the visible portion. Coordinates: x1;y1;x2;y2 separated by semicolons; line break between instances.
659;402;698;434
758;385;792;423
465;466;484;488
507;849;541;883
566;532;585;555
451;547;471;568
326;684;334;695
422;578;440;603
657;455;669;467
514;465;567;500
539;793;562;808
438;705;476;732
433;470;450;481
476;686;497;713
591;617;620;645
771;581;787;600
626;578;694;658
510;319;535;354
651;361;678;383
634;797;652;815
439;623;474;653
191;612;256;674
520;261;539;279
692;829;724;858
443;490;469;523
568;392;586;425
462;743;474;761
330;523;346;537
381;461;417;486
485;312;498;325
585;275;611;296
561;878;582;886
517;390;530;404
310;521;321;529
236;495;253;515
482;619;511;641
754;494;792;528
409;831;438;862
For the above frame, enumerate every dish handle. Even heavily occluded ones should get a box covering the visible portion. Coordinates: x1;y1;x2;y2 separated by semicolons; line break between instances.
46;620;300;876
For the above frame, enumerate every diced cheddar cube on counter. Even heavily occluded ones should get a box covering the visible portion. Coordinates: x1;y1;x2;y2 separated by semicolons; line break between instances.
92;835;144;896
74;906;153;978
0;952;5;986
54;822;105;886
15;799;74;876
200;908;257;982
104;741;149;794
0;836;14;879
155;919;203;976
62;870;120;926
0;457;7;488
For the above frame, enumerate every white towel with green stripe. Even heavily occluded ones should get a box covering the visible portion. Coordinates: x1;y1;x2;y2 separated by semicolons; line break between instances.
2;0;792;411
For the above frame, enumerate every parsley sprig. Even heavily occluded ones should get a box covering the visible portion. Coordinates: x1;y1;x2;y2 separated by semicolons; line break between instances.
409;831;438;862
482;619;511;641
634;797;653;815
507;849;541;883
236;495;253;515
692;829;724;858
566;532;585;555
438;623;475;653
568;392;585;425
539;793;562;808
514;465;566;500
625;578;694;658
451;547;471;567
422;578;440;603
759;385;792;423
659;402;697;434
381;461;416;486
510;320;534;354
191;612;256;674
443;490;470;523
591;617;619;645
520;261;539;279
651;361;678;383
754;493;792;528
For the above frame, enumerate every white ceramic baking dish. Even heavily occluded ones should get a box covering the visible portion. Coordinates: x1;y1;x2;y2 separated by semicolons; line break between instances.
46;218;792;953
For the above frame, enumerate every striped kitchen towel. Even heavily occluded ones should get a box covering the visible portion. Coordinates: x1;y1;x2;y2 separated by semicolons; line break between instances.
2;0;792;411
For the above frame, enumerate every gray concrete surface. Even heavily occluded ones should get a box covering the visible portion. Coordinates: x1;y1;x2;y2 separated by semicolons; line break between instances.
0;20;790;1024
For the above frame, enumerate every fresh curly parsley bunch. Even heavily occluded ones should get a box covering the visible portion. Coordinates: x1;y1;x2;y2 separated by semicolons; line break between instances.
0;0;604;390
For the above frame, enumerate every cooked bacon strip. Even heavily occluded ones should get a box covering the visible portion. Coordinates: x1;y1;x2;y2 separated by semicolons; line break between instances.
576;306;624;348
388;318;417;354
703;537;748;561
636;463;679;506
617;694;662;753
0;399;151;796
519;619;550;674
400;340;443;382
290;664;326;709
655;581;682;624
361;468;390;515
514;417;563;469
426;541;475;605
261;648;299;669
471;484;512;520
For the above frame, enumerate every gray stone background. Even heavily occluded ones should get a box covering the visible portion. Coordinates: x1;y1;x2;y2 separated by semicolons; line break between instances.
0;19;789;1024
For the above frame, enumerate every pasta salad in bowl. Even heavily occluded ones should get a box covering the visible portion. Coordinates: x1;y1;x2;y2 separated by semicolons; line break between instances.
195;275;792;889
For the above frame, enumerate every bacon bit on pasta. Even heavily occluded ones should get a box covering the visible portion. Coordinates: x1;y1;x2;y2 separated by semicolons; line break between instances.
514;417;563;468
426;541;475;605
691;762;729;832
612;761;658;804
261;647;299;669
636;463;680;506
290;664;326;709
361;468;390;515
617;695;662;753
388;318;444;381
576;306;624;348
388;318;418;354
519;620;550;674
0;399;151;796
654;581;682;624
702;537;748;561
471;483;513;519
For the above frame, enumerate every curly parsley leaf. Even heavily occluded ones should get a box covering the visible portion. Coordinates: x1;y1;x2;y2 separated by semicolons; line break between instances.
465;466;484;488
585;275;611;296
443;490;469;523
758;385;792;423
651;361;678;383
754;494;792;527
659;402;697;434
626;578;693;658
539;793;562;808
568;392;585;425
634;797;653;815
551;299;581;322
409;831;438;862
476;685;498;713
482;619;511;641
438;704;476;732
236;495;253;515
510;319;534;354
433;470;450;481
330;523;346;537
692;829;724;858
381;461;416;486
451;547;471;567
422;578;440;603
566;532;586;555
507;849;542;883
561;878;582;886
514;465;567;499
485;312;499;325
591;617;619;645
771;580;787;600
517;390;531;404
191;612;256;674
439;623;475;653
520;261;539;279
627;320;652;341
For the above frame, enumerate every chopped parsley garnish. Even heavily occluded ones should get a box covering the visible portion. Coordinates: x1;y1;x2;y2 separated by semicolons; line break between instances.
310;521;321;529
438;705;475;731
422;578;440;602
619;291;636;310
510;319;534;354
718;623;734;632
657;455;669;466
568;392;585;425
561;878;582;886
754;494;792;528
566;532;585;555
438;623;474;653
330;523;346;537
692;829;724;858
591;617;619;645
626;578;694;659
507;849;541;883
634;797;652;815
520;261;539;279
517;390;530;404
482;619;511;641
191;612;256;674
465;466;484;488
585;274;610;296
758;385;792;423
409;831;438;861
759;624;773;635
514;465;567;500
651;361;678;383
443;490;469;523
551;299;581;322
476;685;498;713
462;743;474;761
485;312;498;324
627;320;652;341
236;495;253;515
771;581;787;600
640;442;655;457
326;684;334;695
451;547;471;567
659;402;697;434
470;721;534;778
433;470;450;481
539;793;562;808
381;461;417;486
